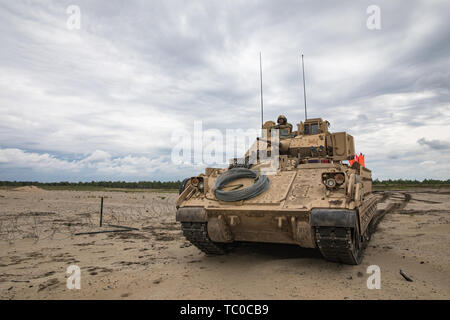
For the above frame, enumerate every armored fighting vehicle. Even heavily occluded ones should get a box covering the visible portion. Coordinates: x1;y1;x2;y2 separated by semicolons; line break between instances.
176;117;378;264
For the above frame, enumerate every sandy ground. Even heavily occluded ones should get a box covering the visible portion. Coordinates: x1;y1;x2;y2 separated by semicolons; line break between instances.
0;187;449;300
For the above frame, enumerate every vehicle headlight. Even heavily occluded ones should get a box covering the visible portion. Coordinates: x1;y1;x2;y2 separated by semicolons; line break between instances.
326;178;336;188
335;173;345;184
322;172;345;189
191;177;199;186
190;177;204;192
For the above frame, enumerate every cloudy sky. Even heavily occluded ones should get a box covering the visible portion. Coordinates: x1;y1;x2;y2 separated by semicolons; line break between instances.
0;0;449;182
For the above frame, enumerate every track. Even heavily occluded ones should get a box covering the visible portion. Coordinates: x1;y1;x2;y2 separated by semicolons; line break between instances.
180;222;229;255
315;192;410;265
315;227;363;265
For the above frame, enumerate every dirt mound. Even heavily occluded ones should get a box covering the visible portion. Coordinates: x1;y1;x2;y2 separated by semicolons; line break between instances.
12;185;45;192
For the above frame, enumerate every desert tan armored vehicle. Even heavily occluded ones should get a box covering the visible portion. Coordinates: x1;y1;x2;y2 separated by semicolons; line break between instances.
176;117;378;264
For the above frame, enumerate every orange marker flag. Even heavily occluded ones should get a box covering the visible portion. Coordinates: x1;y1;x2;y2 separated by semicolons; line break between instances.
349;154;365;167
349;156;356;166
359;154;365;167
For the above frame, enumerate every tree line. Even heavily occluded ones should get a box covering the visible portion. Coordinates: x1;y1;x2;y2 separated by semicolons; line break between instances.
0;180;182;189
1;179;449;189
373;179;450;185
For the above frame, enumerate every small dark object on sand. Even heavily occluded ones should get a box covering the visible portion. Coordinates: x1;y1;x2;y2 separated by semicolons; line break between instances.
400;269;413;282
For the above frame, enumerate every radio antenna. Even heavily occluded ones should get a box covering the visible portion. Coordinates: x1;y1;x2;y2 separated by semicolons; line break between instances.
301;53;307;120
259;52;264;128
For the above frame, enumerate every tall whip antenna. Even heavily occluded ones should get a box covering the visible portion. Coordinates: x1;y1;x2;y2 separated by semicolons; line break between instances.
259;52;264;128
301;53;307;120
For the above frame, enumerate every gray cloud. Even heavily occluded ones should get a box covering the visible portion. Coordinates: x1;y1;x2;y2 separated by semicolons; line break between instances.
418;138;450;150
0;0;449;181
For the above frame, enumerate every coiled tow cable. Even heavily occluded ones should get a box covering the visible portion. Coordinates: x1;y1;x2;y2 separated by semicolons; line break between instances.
213;167;270;202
